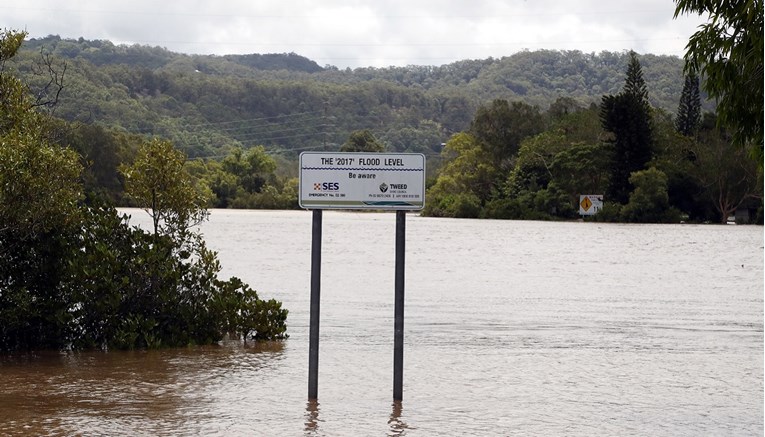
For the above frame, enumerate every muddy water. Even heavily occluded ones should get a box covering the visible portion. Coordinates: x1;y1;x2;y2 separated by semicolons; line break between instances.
1;210;762;436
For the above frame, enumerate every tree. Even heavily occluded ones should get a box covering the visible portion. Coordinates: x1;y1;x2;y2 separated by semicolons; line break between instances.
675;73;701;136
340;129;386;152
221;145;277;194
469;99;544;170
549;142;612;200
1;30;84;350
505;130;570;197
623;51;650;107
120;138;210;238
547;96;584;119
423;132;496;217
674;0;763;160
0;29;83;261
692;113;763;223
621;167;681;223
600;51;654;204
651;108;708;220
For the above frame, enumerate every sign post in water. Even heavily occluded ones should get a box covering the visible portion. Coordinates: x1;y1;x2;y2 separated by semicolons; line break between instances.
300;152;425;401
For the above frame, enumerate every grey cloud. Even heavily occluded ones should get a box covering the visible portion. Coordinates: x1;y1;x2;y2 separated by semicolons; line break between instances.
3;0;705;68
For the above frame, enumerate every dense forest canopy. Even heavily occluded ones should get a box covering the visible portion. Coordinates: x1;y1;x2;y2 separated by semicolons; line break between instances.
14;35;713;159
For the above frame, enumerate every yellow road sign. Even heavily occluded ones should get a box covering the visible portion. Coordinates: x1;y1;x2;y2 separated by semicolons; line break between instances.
580;196;592;211
579;194;603;216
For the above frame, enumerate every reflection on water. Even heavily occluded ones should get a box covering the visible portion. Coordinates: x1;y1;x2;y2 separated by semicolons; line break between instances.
0;340;286;436
1;210;762;436
304;400;320;435
388;401;411;436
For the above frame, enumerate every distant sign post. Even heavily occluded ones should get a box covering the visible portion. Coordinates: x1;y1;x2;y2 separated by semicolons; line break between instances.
579;194;603;216
300;152;425;402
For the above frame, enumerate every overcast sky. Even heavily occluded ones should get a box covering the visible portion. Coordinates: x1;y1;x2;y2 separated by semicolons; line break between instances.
4;1;708;69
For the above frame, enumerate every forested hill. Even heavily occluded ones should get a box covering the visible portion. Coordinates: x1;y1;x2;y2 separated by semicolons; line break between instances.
16;35;710;158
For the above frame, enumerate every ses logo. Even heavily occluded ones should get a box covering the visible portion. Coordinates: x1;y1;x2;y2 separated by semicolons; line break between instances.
313;182;340;191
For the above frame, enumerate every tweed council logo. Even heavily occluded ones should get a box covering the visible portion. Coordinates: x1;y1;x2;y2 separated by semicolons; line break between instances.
379;183;388;193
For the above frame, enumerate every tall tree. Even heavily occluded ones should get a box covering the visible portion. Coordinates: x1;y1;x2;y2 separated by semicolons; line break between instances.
674;0;763;160
675;73;701;136
623;51;650;107
600;51;654;204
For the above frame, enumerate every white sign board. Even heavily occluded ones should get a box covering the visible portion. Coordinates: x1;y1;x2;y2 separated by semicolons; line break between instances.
299;152;426;210
579;194;603;215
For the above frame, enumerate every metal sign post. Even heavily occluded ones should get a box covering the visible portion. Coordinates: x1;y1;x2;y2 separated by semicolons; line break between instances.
300;152;425;402
393;210;406;401
308;209;322;400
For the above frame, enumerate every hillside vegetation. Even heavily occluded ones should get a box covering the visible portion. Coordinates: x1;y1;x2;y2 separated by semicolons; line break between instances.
15;36;711;159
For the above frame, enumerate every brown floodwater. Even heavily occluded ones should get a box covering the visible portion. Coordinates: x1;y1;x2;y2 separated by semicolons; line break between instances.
1;210;762;436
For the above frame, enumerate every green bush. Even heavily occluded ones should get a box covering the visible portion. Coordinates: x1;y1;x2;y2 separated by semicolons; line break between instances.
590;202;623;222
1;203;290;351
620;167;683;223
423;192;482;218
482;198;528;219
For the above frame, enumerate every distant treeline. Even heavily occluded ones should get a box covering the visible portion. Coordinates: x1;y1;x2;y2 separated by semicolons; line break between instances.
15;36;713;159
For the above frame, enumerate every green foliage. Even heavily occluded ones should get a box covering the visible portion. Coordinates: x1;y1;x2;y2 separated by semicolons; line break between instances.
428;99;609;221
423;132;497;217
61;123;137;205
0;29;83;243
505;130;570;197
340;129;386;152
483;183;576;220
675;0;763;159
549;142;611;200
186;146;297;209
621;167;682;223
650;109;707;221
497;106;608;220
675;73;701;136
482;198;531;220
0;130;83;238
426;192;482;218
379;120;445;153
623;51;650;106
120;138;210;237
215;277;288;341
470;99;544;170
221;146;278;194
59;203;289;350
690;113;763;223
590;202;623;222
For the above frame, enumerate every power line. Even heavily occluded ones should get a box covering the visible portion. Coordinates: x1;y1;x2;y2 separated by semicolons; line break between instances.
181;110;324;129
